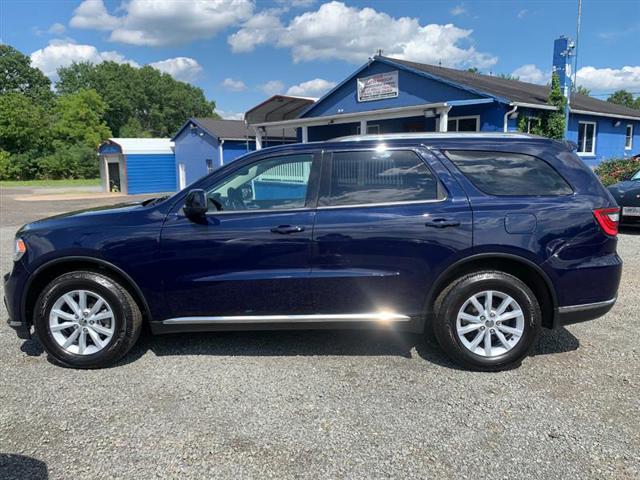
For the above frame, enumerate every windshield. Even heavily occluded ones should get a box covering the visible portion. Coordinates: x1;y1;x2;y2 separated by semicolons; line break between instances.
632;170;640;180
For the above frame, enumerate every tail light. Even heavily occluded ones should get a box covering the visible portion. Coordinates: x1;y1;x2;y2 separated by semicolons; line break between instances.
593;207;620;236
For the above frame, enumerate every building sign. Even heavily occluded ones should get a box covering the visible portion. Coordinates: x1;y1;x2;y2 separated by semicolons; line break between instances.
357;71;399;102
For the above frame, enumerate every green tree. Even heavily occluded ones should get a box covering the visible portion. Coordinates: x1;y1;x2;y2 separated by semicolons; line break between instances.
56;61;216;136
0;44;53;103
0;92;49;153
607;89;637;109
545;72;566;140
497;73;519;81
51;89;111;149
466;67;479;74
119;117;151;137
517;73;566;139
574;85;591;96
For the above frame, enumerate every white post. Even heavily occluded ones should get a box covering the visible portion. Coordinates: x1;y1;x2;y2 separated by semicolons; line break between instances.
218;139;225;165
301;126;308;143
438;107;451;132
253;126;263;150
360;119;367;135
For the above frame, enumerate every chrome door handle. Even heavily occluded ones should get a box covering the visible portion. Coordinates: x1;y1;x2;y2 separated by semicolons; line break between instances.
271;225;305;234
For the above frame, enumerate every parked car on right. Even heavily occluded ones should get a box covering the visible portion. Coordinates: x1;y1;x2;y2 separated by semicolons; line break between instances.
608;169;640;227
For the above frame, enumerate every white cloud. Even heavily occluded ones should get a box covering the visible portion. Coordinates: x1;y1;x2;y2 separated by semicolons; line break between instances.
517;9;528;19
576;66;640;92
70;0;120;31
450;5;466;16
275;0;317;7
511;64;549;84
71;0;254;46
30;39;139;80
216;109;244;120
48;23;66;35
286;78;336;97
230;1;496;68
259;80;285;95
149;57;203;82
220;77;247;91
228;10;283;53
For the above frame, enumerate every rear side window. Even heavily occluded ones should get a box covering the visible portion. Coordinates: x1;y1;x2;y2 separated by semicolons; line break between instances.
322;150;444;206
445;150;572;196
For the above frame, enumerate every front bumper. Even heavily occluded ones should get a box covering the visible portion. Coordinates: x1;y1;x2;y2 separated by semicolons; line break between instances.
3;263;31;340
556;297;617;327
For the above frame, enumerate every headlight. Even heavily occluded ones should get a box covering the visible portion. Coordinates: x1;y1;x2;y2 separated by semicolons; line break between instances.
13;238;26;261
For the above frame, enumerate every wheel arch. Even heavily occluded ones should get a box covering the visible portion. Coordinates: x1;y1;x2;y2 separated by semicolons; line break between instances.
425;253;558;329
23;256;152;327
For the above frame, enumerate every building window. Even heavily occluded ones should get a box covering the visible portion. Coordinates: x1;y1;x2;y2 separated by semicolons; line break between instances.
356;124;381;135
625;124;633;150
577;121;596;155
447;116;480;132
206;159;214;174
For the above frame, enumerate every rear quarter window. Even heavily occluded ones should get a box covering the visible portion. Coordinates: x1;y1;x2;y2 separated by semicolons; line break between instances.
444;150;573;196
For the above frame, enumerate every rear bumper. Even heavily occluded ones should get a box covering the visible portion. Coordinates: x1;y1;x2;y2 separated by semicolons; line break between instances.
556;297;616;327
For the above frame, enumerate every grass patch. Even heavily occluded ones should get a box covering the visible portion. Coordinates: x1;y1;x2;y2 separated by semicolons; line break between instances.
0;178;100;188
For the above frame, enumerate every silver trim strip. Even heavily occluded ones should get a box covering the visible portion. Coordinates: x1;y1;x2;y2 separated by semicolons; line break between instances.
162;312;411;325
558;297;616;313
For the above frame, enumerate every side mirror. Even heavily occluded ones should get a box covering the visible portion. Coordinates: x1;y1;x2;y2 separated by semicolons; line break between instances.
183;189;208;218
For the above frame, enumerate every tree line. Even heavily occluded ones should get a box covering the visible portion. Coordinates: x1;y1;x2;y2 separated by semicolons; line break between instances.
0;45;217;180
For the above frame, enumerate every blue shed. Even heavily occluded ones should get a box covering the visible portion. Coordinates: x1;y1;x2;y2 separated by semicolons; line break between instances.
172;118;296;189
247;39;640;167
98;138;176;195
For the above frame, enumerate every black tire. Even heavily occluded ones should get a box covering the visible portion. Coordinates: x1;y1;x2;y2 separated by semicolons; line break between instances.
34;271;142;368
432;270;541;371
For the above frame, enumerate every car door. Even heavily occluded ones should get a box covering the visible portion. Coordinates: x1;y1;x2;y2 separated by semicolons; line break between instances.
310;147;473;318
159;151;321;319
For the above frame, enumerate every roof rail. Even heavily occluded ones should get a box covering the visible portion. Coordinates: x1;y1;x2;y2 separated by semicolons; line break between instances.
332;132;537;142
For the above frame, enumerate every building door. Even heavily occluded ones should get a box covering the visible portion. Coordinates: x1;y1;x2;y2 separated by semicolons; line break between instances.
107;162;121;192
178;163;186;190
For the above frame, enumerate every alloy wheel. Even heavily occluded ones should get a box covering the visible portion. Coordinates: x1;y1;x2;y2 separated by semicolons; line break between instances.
455;290;525;357
48;290;115;355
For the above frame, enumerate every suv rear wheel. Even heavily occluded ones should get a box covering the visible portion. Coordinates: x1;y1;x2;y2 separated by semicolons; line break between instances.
34;271;142;368
433;271;541;371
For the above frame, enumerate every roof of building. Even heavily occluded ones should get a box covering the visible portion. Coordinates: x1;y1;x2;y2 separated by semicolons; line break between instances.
102;138;174;155
381;56;640;120
245;95;317;124
173;117;297;141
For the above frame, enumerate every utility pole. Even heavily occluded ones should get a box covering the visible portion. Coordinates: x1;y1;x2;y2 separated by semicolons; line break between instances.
572;0;583;93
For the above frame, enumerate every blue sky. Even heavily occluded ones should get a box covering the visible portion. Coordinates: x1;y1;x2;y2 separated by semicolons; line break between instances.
1;0;639;119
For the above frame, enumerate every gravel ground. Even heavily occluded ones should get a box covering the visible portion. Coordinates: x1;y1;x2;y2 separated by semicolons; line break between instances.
0;187;639;479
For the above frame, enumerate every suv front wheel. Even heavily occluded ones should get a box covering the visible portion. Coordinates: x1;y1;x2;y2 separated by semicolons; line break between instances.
34;271;142;368
433;271;541;371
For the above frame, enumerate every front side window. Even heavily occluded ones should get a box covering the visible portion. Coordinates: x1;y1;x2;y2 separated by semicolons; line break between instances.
321;150;444;207
445;150;573;196
577;121;596;155
625;124;633;150
206;154;313;212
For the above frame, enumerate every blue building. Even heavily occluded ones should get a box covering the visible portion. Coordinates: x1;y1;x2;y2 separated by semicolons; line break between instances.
246;46;639;167
98;138;176;194
172;117;296;189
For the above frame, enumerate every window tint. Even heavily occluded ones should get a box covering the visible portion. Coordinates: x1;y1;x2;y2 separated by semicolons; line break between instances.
445;150;572;196
206;154;313;212
322;150;443;206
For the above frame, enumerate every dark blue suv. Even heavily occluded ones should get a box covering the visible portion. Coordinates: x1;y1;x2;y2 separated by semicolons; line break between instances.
4;134;622;370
